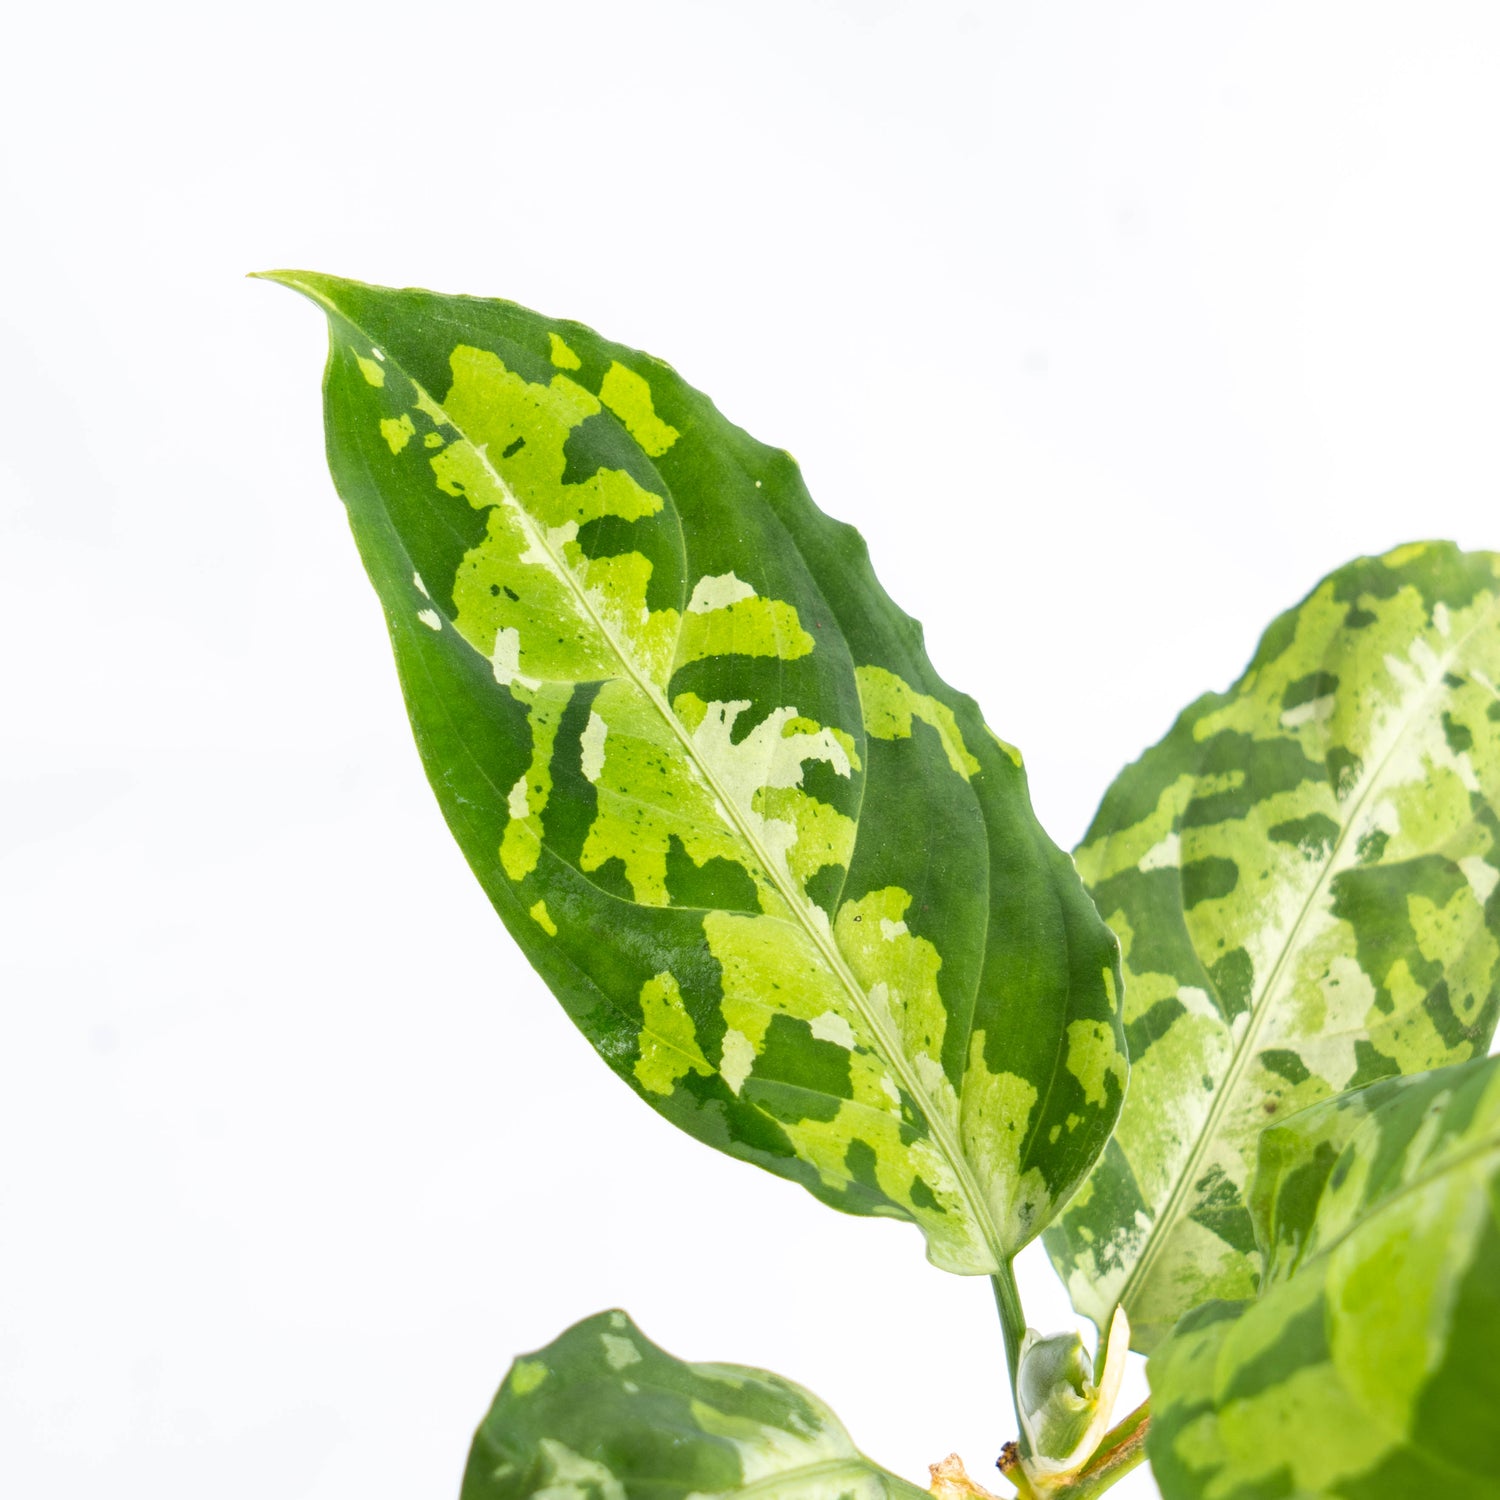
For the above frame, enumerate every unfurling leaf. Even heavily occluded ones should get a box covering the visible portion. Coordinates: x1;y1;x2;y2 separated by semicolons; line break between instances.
265;271;1124;1271
462;1310;927;1500
1016;1307;1129;1486
1045;543;1500;1347
1147;1055;1500;1499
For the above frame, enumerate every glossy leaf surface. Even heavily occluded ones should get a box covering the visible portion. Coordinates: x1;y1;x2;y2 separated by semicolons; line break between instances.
1148;1056;1500;1499
268;271;1124;1270
1045;543;1500;1347
462;1311;928;1500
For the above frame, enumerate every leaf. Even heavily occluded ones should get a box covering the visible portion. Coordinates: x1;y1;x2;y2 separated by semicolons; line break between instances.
1044;543;1500;1348
1146;1055;1500;1499
264;271;1124;1270
1015;1306;1129;1484
462;1310;929;1500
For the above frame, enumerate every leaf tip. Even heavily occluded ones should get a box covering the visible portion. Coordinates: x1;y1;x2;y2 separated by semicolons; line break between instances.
247;268;342;312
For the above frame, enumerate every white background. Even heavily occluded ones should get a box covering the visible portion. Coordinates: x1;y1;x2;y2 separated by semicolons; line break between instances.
4;4;1500;1497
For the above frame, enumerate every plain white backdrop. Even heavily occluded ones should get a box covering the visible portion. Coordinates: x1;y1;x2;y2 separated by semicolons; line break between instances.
5;4;1500;1497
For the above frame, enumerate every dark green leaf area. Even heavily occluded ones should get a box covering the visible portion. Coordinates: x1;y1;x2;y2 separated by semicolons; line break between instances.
746;1015;853;1122
323;343;489;610
839;732;988;1087
462;1311;928;1500
1258;1049;1310;1086
1266;812;1340;857
1040;1136;1148;1290
1186;1165;1256;1256
663;838;760;913
1180;856;1238;908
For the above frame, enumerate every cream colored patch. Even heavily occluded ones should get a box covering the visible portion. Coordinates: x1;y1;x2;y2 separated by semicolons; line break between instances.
688;571;758;613
810;1011;856;1048
1459;855;1500;905
686;700;852;889
1280;694;1336;729
413;571;430;598
580;710;608;783
601;1333;642;1370
416;609;442;631
491;626;541;690
720;1029;754;1094
507;775;530;821
536;1439;627;1500
1138;830;1181;872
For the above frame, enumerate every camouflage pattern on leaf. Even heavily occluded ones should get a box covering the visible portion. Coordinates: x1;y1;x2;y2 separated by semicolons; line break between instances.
1044;544;1500;1348
1147;1056;1500;1499
462;1310;929;1500
267;272;1124;1270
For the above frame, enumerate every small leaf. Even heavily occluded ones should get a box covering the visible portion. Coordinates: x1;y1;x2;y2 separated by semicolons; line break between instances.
1147;1055;1500;1499
1016;1307;1129;1485
266;271;1124;1269
1045;543;1500;1348
462;1310;929;1500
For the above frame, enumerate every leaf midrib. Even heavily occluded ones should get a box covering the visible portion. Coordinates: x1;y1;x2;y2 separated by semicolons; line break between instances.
1119;595;1500;1319
302;279;1009;1272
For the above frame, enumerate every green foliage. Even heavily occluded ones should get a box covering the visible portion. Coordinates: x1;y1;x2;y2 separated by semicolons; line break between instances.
463;1311;927;1500
264;270;1124;1274
1045;543;1500;1350
269;272;1500;1500
1147;1055;1500;1498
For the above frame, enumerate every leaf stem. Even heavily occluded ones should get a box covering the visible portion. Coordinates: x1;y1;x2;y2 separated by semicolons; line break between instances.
989;1261;1027;1394
1051;1401;1152;1500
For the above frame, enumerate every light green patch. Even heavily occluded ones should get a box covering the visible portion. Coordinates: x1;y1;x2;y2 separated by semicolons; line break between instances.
854;666;980;778
548;332;582;370
1065;1019;1128;1109
528;900;557;936
423;431;444;448
675;594;815;667
501;685;572;882
599;361;679;456
509;1358;548;1395
755;785;856;888
579;683;774;907
634;972;713;1095
380;412;415;454
355;353;385;387
986;725;1024;768
959;1033;1047;1249
438;343;681;691
835;887;949;1099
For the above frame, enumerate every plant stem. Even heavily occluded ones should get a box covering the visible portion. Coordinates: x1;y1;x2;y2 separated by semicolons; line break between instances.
993;1396;1150;1500
989;1261;1027;1393
1054;1400;1151;1500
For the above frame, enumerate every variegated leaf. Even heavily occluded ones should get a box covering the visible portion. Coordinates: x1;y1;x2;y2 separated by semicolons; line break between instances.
463;1310;928;1500
1147;1055;1500;1499
266;272;1124;1270
1044;543;1500;1348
